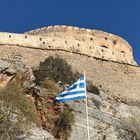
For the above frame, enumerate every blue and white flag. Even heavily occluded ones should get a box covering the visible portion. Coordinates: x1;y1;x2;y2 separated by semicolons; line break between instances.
55;76;86;102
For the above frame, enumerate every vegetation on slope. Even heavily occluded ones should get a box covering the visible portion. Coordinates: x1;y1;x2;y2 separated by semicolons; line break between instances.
54;108;74;140
0;56;99;140
33;56;99;94
0;83;37;140
33;56;80;85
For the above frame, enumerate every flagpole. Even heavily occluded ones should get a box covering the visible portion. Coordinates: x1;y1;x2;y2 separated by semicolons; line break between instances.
84;73;90;140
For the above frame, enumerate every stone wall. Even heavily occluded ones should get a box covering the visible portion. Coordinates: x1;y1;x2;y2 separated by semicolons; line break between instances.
0;25;137;65
27;25;136;65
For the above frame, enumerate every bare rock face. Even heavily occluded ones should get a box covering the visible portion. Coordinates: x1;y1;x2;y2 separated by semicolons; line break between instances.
25;125;53;140
68;92;139;140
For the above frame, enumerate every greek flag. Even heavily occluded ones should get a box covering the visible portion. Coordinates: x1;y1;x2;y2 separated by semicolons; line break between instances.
55;76;86;102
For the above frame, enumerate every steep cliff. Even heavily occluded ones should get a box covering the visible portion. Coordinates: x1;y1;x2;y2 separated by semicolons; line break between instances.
0;25;139;140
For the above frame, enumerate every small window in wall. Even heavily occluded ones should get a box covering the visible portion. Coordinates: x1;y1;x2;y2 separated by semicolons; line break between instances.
101;49;104;52
90;37;93;41
101;45;108;48
104;37;108;40
43;42;45;45
39;38;42;41
9;35;11;38
65;41;67;44
89;46;92;49
113;40;117;45
121;51;125;53
25;36;27;39
77;43;80;46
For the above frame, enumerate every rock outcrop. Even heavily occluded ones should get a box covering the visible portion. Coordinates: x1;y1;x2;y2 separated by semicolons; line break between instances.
0;25;139;140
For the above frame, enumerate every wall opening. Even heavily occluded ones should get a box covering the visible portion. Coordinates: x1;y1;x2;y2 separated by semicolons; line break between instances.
77;43;80;46
65;41;67;44
39;38;42;41
101;45;108;48
43;42;45;45
104;37;108;40
101;49;104;52
90;37;93;41
113;40;117;45
9;35;11;38
121;51;125;53
25;36;27;39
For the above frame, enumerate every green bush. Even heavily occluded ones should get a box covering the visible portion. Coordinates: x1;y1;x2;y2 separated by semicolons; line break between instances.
33;56;80;85
54;108;74;140
86;81;100;95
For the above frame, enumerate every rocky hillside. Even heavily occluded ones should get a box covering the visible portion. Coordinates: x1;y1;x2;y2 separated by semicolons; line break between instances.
0;26;140;140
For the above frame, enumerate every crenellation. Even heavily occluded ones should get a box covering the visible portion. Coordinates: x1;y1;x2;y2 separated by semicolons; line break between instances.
0;25;137;65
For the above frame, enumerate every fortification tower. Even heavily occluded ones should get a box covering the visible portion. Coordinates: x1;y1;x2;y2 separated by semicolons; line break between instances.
0;25;137;66
27;25;137;65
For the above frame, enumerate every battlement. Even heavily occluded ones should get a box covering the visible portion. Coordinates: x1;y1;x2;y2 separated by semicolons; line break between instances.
0;25;137;65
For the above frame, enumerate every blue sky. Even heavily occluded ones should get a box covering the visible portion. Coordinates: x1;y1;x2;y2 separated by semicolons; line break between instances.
0;0;139;65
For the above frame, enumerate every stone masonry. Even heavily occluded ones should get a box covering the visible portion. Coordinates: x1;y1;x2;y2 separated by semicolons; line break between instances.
0;25;137;65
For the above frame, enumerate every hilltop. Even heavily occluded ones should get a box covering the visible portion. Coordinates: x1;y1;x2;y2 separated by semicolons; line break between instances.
0;25;140;140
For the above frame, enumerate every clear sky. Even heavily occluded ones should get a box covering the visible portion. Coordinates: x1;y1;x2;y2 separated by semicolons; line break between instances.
0;0;139;65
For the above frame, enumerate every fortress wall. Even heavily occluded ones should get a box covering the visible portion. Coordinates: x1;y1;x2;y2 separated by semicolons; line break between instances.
27;25;132;50
26;25;135;64
0;31;136;65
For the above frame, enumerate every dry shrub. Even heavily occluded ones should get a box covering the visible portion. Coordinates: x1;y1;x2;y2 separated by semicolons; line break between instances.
10;72;30;88
42;78;60;93
0;83;38;140
54;108;74;140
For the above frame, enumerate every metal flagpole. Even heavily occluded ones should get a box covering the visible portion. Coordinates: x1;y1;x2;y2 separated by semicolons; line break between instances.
84;73;90;140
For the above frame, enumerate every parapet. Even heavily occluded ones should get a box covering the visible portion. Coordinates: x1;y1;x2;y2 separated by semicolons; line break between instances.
26;25;137;65
0;25;137;65
26;25;132;49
